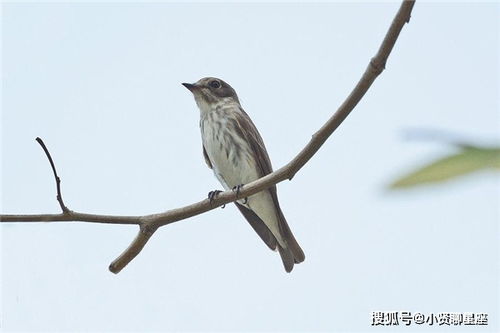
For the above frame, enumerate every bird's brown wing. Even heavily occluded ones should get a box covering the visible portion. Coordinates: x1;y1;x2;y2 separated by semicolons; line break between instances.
203;144;212;169
235;202;277;250
233;108;305;269
231;109;274;177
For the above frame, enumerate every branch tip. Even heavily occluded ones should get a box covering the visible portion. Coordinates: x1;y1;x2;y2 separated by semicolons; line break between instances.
109;226;156;273
36;137;70;213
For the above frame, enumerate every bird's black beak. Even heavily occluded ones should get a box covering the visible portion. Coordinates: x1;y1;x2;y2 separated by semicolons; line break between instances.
182;82;197;92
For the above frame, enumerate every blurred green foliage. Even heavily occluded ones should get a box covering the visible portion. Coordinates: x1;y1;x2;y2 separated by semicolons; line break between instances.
390;145;500;189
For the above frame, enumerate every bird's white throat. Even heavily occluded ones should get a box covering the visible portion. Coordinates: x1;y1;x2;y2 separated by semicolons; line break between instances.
195;96;238;118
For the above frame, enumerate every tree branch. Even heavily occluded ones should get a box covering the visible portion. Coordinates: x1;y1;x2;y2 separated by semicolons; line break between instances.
0;1;416;274
35;137;70;213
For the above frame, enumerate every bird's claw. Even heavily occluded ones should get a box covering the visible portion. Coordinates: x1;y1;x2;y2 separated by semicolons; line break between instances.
208;190;225;208
208;190;222;202
232;184;248;204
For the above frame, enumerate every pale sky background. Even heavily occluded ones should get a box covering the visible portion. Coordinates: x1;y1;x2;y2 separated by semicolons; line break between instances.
1;1;499;332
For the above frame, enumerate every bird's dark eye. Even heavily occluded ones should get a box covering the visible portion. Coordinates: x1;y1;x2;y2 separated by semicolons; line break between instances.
209;80;221;89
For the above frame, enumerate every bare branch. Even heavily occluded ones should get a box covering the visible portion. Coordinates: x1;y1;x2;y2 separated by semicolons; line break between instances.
0;1;416;273
35;137;70;213
0;212;140;224
109;223;156;273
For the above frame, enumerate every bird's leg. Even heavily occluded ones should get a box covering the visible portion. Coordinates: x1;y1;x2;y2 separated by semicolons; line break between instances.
207;190;225;208
232;184;248;204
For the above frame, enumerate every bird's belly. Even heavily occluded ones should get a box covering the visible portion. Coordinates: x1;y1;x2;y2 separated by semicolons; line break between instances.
201;116;283;244
202;126;259;190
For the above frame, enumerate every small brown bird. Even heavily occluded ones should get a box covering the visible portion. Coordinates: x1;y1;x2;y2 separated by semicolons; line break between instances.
183;77;304;272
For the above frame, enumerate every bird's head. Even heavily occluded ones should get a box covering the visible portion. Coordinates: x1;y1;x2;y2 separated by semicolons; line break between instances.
182;77;240;111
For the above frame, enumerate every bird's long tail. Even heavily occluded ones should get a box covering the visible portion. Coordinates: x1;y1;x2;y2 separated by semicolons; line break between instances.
234;196;305;273
277;212;305;273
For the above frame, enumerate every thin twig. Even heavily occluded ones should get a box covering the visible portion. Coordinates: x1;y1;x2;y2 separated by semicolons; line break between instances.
35;137;70;213
1;1;416;274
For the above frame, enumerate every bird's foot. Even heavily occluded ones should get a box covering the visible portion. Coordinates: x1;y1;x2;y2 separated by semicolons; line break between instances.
232;184;248;204
208;190;225;208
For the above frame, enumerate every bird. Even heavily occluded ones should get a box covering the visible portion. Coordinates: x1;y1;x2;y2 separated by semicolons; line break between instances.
182;77;305;272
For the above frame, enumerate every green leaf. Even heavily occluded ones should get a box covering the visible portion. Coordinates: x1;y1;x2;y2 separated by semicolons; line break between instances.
389;146;500;189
